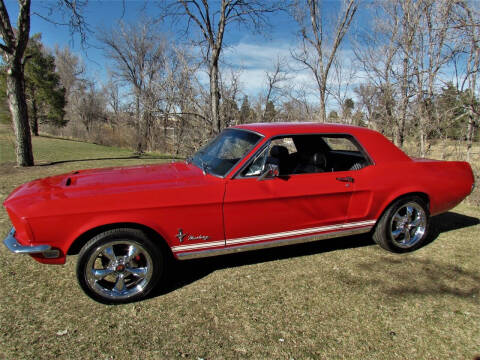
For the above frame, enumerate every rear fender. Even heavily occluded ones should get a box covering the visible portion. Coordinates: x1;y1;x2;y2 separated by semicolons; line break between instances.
374;188;431;222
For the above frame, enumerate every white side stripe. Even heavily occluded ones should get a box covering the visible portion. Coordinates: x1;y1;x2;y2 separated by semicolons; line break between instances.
171;219;376;252
226;220;376;246
171;240;225;252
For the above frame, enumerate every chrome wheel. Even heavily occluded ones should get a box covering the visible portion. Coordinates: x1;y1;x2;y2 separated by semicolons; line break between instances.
389;202;427;249
85;240;154;300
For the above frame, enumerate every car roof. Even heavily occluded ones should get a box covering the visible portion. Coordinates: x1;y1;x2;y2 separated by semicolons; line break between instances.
232;122;412;165
233;122;376;137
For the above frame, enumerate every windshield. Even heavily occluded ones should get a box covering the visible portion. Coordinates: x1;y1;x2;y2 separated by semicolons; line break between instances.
190;129;262;177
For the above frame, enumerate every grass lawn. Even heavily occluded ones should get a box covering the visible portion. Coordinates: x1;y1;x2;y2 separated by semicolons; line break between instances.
0;123;479;359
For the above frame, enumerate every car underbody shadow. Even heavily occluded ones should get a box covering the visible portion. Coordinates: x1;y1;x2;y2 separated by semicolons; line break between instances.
150;233;375;299
424;211;480;247
147;210;479;301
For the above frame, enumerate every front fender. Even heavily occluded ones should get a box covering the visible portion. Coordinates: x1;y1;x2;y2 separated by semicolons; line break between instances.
65;214;172;254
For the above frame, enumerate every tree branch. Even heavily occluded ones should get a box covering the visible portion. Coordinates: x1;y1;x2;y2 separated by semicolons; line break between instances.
0;0;16;52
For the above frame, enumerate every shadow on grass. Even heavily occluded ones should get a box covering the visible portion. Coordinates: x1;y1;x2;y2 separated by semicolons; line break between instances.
153;233;374;299
149;211;479;301
37;155;183;166
345;212;480;301
352;255;480;302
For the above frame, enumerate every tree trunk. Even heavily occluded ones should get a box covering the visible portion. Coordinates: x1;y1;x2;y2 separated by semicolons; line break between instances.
135;94;143;154
30;86;39;136
6;64;34;166
419;107;428;158
466;112;476;162
396;57;409;148
319;88;327;123
210;54;221;134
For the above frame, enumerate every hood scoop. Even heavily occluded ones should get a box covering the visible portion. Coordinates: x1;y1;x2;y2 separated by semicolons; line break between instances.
65;171;81;187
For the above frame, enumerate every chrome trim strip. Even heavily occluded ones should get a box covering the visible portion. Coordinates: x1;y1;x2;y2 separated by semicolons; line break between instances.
3;227;52;254
226;220;376;246
171;220;376;252
176;226;373;260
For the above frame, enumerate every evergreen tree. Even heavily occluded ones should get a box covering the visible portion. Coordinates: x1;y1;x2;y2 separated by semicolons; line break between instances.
239;95;252;124
221;98;239;127
264;101;276;122
327;110;339;122
341;98;354;124
24;35;66;135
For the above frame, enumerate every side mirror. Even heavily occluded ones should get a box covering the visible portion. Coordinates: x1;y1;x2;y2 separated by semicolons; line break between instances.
257;163;280;181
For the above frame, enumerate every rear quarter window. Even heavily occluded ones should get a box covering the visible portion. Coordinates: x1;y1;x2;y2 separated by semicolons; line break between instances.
323;137;359;152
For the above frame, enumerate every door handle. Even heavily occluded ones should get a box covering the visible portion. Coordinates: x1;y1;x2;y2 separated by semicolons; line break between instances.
336;176;354;183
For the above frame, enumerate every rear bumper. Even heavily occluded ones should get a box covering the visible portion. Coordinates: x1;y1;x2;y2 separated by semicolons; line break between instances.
3;227;56;256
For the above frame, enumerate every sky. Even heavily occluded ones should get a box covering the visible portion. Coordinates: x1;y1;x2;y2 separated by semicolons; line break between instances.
4;0;365;108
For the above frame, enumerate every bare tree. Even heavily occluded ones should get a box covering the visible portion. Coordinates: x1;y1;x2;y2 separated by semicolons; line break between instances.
354;0;458;152
171;48;207;155
165;0;284;134
220;68;241;127
292;0;358;122
99;19;168;153
0;0;87;166
54;45;85;100
354;83;377;128
454;0;480;161
278;84;317;122
394;0;419;147
262;57;289;121
411;0;457;157
102;74;122;129
76;81;106;134
328;55;357;115
354;0;400;140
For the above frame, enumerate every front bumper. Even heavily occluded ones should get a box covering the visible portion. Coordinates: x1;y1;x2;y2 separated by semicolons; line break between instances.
3;227;58;258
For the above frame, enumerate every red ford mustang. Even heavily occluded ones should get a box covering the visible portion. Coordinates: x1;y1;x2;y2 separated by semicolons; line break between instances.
3;123;475;303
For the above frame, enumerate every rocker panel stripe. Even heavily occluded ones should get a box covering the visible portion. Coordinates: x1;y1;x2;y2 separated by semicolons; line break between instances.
176;226;373;260
171;219;376;252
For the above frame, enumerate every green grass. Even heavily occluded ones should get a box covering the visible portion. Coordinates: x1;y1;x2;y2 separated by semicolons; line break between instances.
1;130;135;166
0;124;479;359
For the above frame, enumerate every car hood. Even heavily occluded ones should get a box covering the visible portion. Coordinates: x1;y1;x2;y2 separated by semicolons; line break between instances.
4;161;206;206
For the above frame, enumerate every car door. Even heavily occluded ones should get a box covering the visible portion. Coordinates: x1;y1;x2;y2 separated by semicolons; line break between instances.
223;135;362;247
223;171;355;247
321;136;376;224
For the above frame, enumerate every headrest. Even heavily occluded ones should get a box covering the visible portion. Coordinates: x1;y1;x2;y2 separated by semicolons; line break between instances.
270;145;289;158
311;152;326;168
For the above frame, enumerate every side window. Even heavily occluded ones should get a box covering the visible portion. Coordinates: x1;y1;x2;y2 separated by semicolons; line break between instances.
271;137;296;153
240;134;369;178
321;135;369;172
242;137;297;177
323;137;358;152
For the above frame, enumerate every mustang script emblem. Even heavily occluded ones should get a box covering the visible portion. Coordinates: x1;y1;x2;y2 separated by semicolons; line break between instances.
176;229;209;243
188;235;210;241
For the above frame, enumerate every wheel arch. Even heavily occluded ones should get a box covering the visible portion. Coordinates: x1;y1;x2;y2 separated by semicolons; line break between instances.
375;191;430;226
67;222;172;257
